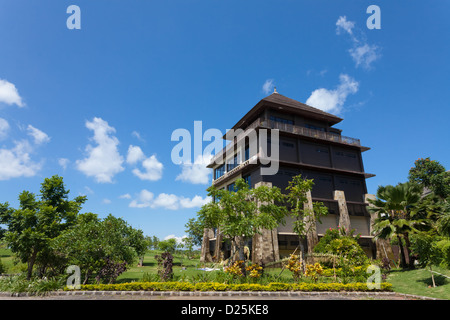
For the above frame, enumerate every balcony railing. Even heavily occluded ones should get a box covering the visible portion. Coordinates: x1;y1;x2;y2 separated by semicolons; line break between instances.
209;118;361;166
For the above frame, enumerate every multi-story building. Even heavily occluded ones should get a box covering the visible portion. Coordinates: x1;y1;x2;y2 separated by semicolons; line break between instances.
200;90;381;264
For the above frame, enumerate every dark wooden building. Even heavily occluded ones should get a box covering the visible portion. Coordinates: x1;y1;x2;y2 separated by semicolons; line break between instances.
200;90;380;264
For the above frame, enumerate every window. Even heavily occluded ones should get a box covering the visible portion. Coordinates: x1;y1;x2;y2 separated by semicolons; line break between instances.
226;154;238;171
270;115;294;125
227;183;236;192
316;148;329;153
243;174;251;188
244;146;250;161
215;164;225;179
282;142;294;148
305;123;325;131
345;153;357;158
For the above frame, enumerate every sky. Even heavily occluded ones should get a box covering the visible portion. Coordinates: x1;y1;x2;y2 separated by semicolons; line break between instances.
0;1;449;242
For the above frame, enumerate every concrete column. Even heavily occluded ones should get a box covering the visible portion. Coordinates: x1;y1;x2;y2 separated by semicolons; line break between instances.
304;190;318;254
200;228;214;263
334;190;351;233
251;181;280;265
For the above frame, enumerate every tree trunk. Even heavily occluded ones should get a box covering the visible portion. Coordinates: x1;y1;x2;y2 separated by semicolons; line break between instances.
403;234;415;269
27;250;37;280
429;265;436;288
397;235;407;269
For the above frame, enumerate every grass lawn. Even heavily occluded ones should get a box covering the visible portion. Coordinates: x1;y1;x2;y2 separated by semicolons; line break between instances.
386;266;450;300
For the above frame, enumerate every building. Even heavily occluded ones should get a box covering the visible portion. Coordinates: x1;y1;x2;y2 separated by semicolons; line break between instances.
200;90;381;264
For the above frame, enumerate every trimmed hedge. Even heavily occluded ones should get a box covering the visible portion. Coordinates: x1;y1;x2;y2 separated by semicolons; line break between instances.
75;281;392;292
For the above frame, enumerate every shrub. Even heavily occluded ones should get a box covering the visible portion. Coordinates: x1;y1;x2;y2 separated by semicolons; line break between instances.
75;281;392;292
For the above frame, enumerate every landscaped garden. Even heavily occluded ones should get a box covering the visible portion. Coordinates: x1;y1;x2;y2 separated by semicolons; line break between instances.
0;157;449;299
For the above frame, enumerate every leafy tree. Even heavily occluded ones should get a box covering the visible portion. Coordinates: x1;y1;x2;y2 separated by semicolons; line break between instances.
198;178;288;265
0;176;86;279
408;157;450;198
368;182;423;269
53;214;145;284
158;238;178;253
285;174;328;259
184;217;204;247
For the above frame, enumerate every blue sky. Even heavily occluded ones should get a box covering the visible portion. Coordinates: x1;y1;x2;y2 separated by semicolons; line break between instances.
0;1;449;241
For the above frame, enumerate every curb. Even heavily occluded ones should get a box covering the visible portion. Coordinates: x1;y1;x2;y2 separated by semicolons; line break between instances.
0;290;440;300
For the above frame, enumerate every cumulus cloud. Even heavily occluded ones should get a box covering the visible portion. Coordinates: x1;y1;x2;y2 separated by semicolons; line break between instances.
119;193;131;199
126;144;163;181
76;117;125;183
164;234;187;244
27;125;50;145
132;155;163;181
306;74;359;114
126;145;145;165
129;189;210;210
175;154;211;185
336;16;381;70
0;79;24;107
262;79;275;95
0;140;42;180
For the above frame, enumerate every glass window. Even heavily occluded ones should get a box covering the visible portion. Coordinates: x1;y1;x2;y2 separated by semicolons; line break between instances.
215;164;225;179
270;115;294;125
243;174;251;188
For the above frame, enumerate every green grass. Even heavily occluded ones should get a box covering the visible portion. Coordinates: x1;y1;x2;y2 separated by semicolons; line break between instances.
386;266;450;300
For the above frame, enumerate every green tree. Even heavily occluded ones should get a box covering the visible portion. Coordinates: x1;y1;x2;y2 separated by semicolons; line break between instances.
408;157;450;198
285;174;328;259
368;182;423;269
0;176;86;279
199;178;288;264
53;214;145;284
157;238;178;253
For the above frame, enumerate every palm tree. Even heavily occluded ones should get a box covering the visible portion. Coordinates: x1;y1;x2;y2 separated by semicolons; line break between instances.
368;182;423;269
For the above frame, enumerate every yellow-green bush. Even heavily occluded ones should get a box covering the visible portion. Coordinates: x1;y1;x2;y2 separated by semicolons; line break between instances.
74;281;392;292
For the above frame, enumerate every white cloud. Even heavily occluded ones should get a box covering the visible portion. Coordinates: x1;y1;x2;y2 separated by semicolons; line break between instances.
0;79;24;107
262;79;275;95
336;16;381;70
129;190;210;210
179;195;211;208
164;234;187;244
0;118;10;140
0;140;42;180
336;16;355;36
76;117;125;183
306;74;359;114
132;155;163;181
27;125;50;145
119;193;131;199
126;145;145;165
102;198;112;204
175;154;211;185
349;44;380;70
152;193;179;210
129;189;155;208
58;158;70;170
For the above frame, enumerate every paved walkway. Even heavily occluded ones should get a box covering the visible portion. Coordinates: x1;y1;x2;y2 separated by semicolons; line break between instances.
0;290;437;300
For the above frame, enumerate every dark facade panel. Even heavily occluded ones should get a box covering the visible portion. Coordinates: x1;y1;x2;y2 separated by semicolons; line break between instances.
299;141;331;168
332;146;362;172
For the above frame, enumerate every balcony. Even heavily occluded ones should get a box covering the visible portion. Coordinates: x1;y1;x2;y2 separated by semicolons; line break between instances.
209;118;364;167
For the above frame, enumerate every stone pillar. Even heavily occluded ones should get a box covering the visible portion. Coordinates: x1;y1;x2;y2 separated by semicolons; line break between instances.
200;228;214;263
365;194;396;267
304;190;318;254
334;190;351;233
213;229;223;261
251;181;280;265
